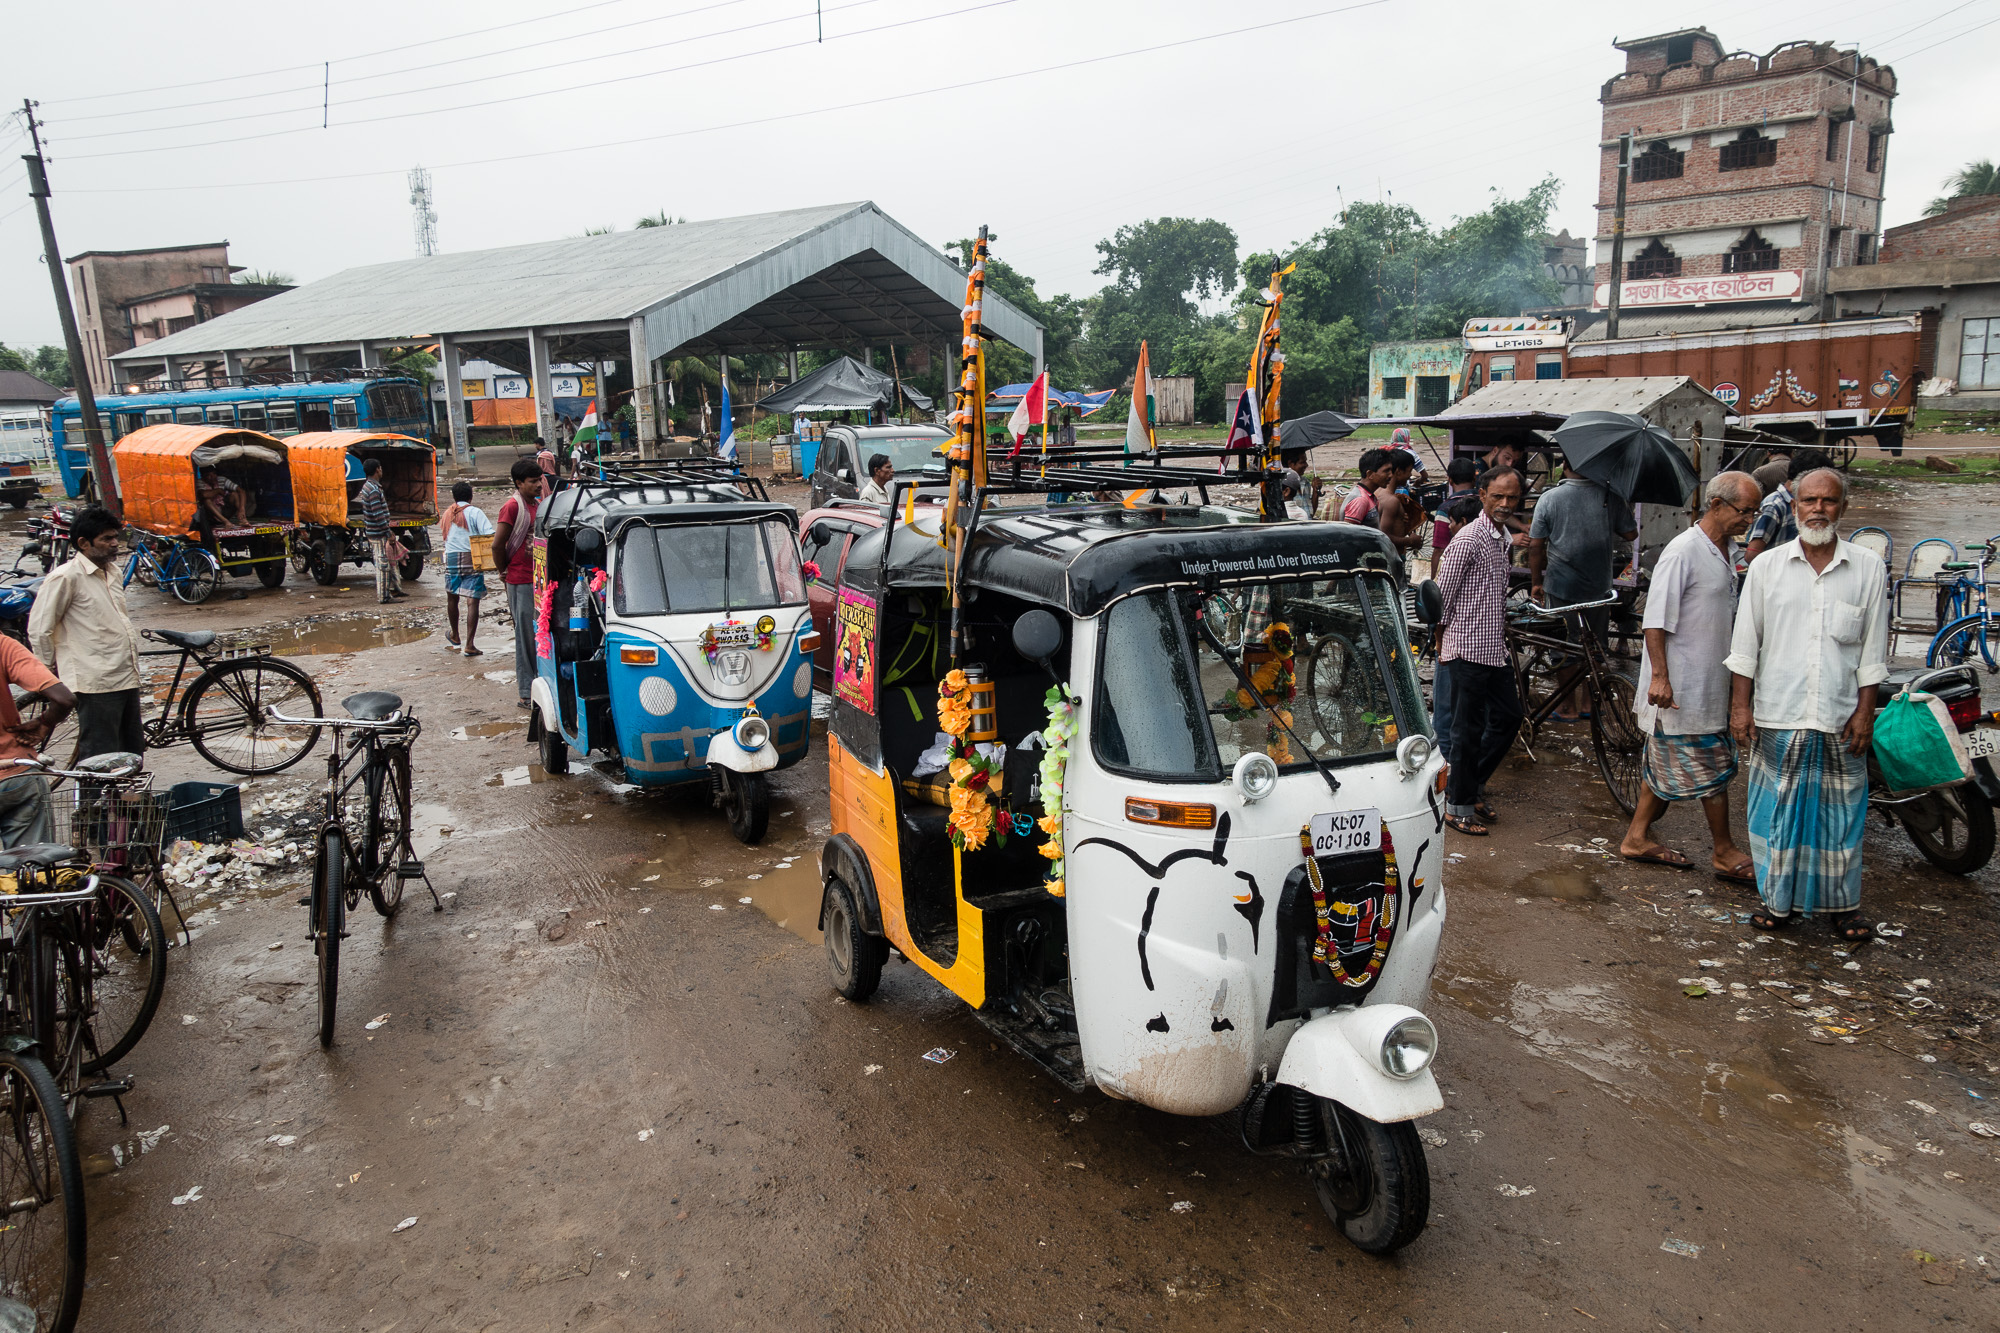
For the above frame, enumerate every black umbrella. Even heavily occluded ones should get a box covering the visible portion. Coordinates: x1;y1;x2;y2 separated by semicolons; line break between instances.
1275;410;1359;453
1551;409;1697;505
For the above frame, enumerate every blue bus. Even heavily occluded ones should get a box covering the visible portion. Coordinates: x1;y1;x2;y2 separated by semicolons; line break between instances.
48;377;430;499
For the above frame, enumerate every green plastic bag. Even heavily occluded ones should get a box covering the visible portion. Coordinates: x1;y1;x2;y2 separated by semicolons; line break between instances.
1873;691;1970;794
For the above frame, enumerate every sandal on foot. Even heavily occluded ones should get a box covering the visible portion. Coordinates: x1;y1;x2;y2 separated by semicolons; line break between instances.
1713;862;1756;887
1473;801;1500;824
1832;912;1874;943
1620;847;1692;870
463;645;483;657
1748;909;1792;931
1444;814;1489;836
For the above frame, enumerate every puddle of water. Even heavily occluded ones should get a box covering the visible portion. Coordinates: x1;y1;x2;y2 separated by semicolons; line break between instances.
1510;866;1604;902
264;612;432;656
451;720;525;740
489;764;555;787
738;856;821;941
82;1123;170;1178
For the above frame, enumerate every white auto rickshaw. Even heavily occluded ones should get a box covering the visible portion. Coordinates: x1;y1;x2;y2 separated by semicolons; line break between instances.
816;467;1448;1253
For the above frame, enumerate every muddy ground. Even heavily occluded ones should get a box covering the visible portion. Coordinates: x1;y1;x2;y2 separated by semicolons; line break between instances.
15;466;1999;1332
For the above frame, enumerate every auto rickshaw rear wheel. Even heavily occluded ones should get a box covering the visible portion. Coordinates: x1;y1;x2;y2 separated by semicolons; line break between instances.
719;768;769;844
822;876;886;1002
1309;1097;1430;1255
537;711;570;775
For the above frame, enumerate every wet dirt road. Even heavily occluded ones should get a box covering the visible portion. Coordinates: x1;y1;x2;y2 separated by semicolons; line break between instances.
24;512;1997;1332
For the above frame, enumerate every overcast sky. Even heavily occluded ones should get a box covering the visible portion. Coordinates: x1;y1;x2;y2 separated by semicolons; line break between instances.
3;0;1993;351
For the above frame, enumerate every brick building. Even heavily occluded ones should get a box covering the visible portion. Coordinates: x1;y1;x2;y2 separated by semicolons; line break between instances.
1828;196;2000;406
66;242;290;397
1580;29;1896;339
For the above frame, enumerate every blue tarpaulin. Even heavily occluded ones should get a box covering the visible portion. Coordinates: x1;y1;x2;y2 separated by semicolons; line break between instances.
986;384;1116;417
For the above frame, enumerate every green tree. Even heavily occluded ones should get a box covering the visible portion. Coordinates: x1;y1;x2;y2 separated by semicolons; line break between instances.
1925;159;2000;215
1090;217;1239;387
944;239;1092;393
0;343;70;388
233;269;294;286
386;348;436;388
634;211;686;228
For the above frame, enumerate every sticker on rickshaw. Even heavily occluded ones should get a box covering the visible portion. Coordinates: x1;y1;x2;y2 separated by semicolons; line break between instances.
1308;809;1382;856
833;587;877;715
254;525;280;535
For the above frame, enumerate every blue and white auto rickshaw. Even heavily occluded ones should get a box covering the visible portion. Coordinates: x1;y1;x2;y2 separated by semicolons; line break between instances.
527;461;818;842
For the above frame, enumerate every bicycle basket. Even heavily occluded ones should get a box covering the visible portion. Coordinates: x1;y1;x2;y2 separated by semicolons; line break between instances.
52;776;168;868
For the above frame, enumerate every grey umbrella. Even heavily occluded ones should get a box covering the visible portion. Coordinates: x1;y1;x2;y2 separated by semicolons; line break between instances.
1551;409;1697;505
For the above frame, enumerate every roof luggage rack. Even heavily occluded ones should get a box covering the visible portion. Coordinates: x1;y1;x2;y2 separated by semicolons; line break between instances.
589;457;768;501
969;442;1270;503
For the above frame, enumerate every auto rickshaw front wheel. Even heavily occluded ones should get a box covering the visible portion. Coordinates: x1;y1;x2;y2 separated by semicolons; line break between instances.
1309;1097;1431;1255
822;876;886;1002
716;767;769;844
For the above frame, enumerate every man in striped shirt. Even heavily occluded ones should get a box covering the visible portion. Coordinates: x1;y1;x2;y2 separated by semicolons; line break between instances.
1435;466;1525;835
359;459;404;604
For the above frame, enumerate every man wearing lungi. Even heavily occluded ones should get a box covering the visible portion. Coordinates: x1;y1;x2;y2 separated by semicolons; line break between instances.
1619;471;1762;881
1725;468;1888;941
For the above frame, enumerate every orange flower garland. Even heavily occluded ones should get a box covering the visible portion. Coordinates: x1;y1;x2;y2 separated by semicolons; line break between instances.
937;670;1001;851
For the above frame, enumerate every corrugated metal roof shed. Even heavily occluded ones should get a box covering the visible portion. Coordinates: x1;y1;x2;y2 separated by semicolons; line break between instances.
109;200;1040;365
1437;376;1715;416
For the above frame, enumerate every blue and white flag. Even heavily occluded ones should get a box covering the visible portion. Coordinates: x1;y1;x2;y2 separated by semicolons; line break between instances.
718;374;737;462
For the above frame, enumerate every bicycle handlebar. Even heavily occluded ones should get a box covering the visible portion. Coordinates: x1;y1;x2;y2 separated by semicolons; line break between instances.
0;756;144;782
1510;592;1621;619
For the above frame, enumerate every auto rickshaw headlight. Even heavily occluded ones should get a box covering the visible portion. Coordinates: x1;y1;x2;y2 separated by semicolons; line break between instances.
1381;1015;1438;1079
1395;733;1434;778
734;714;771;751
1232;752;1279;803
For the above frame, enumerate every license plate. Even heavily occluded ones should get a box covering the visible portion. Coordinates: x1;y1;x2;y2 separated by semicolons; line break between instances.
710;622;753;648
1308;808;1382;856
1965;729;2000;760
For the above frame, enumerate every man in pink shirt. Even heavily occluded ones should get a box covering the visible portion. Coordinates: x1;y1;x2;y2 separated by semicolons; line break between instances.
1341;449;1395;525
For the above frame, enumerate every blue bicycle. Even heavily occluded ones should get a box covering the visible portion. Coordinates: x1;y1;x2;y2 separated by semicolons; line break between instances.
122;530;220;605
1927;538;2000;671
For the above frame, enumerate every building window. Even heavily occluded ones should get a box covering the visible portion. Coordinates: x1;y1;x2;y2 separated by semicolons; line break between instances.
1631;141;1684;183
1826;120;1841;162
1962;318;2000;392
1719;129;1778;172
1723;230;1782;273
1489;356;1516;382
1535;355;1563;380
1856;233;1876;265
201;266;227;284
1665;34;1694;65
1867;132;1884;171
1627;238;1681;280
1381;376;1407;400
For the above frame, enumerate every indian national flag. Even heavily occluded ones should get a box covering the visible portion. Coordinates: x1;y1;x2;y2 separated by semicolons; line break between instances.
573;402;600;448
1124;341;1156;455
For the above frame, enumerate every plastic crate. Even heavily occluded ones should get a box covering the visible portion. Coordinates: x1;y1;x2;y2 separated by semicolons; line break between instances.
163;781;244;846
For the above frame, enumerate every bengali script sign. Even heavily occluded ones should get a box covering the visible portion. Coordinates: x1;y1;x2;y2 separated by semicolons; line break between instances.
1590;269;1802;310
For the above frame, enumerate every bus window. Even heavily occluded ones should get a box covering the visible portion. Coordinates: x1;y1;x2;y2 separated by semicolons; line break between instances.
267;401;298;433
366;382;423;422
145;408;172;426
237;403;266;431
175;407;203;425
331;398;359;430
116;413;146;436
204;405;236;425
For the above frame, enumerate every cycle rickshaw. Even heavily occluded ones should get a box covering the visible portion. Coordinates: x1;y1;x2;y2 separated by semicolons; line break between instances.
287;431;438;586
112;424;296;597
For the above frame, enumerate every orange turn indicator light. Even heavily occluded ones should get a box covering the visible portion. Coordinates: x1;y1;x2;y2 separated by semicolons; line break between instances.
618;645;659;666
1125;797;1217;829
798;631;822;654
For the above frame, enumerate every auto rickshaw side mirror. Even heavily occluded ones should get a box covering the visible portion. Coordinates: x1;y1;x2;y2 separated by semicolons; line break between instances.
573;527;605;562
1011;609;1063;668
1414;579;1443;627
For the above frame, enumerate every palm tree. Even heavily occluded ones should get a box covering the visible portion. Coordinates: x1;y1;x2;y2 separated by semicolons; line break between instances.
635;211;685;228
233;268;294;286
1925;159;1999;215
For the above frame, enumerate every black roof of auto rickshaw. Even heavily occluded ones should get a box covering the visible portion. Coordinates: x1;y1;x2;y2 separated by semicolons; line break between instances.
843;502;1403;618
537;482;796;538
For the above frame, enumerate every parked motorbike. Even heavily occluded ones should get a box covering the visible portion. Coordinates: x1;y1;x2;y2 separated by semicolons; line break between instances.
0;574;36;648
1869;665;1998;875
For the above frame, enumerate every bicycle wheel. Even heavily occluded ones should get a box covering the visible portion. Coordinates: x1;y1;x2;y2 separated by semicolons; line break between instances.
0;1049;86;1333
362;752;408;918
313;828;345;1049
81;875;166;1075
1590;673;1645;816
161;544;220;605
1928;615;1998;671
183;656;324;774
1306;633;1376;754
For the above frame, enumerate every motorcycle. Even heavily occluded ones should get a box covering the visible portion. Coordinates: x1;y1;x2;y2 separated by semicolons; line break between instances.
1869;664;1998;874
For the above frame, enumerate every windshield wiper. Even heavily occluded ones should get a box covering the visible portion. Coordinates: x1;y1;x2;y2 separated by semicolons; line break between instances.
1190;596;1340;799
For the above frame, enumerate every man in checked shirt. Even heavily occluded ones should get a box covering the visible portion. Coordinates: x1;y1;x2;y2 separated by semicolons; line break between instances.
359;458;405;604
1434;466;1526;835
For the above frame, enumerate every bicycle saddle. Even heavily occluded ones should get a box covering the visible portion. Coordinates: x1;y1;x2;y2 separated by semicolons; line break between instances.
343;691;404;721
0;843;79;873
77;752;143;777
151;628;216;650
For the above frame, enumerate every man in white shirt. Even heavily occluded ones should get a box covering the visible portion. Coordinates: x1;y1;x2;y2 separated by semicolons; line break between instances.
27;506;144;759
1724;468;1889;942
1619;472;1761;880
856;453;894;506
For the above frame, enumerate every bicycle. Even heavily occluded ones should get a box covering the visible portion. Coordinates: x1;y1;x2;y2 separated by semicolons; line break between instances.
121;530;221;606
31;630;325;779
1503;593;1645;815
271;691;441;1048
1929;539;2000;672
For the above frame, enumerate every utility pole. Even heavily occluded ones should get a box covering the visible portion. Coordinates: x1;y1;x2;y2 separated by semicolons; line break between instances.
20;99;119;513
1605;131;1631;341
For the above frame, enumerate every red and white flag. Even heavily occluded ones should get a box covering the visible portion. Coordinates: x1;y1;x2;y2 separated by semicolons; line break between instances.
1007;371;1049;454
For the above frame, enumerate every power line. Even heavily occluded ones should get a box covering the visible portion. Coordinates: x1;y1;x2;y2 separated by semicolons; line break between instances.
59;0;959;157
59;0;1387;175
42;0;642;105
56;0;765;125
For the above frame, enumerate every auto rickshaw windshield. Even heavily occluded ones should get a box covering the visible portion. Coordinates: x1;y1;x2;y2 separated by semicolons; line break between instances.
1094;572;1428;781
613;518;805;616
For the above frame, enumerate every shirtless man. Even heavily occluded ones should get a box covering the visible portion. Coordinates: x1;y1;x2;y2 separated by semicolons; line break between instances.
195;468;250;529
1375;451;1424;558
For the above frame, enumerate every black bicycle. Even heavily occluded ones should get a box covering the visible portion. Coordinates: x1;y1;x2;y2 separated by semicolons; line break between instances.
36;629;324;779
271;692;440;1047
1504;594;1645;814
